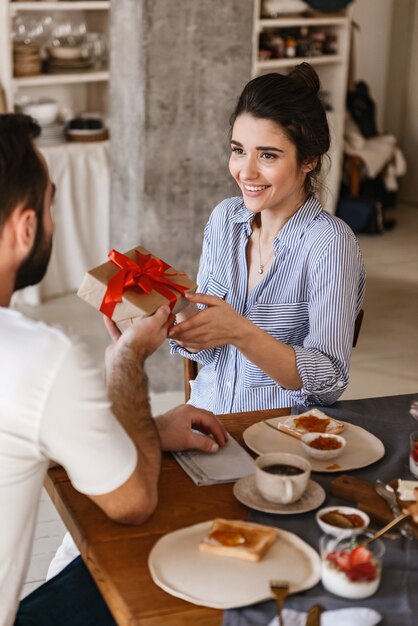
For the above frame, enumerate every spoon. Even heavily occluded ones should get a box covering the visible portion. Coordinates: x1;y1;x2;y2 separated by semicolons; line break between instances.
375;480;415;540
362;512;412;546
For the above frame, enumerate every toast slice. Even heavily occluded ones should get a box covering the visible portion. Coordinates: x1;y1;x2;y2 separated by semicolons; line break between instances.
278;409;345;440
199;518;277;562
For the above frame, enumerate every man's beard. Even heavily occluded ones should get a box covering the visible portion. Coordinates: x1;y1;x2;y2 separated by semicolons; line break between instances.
14;222;52;291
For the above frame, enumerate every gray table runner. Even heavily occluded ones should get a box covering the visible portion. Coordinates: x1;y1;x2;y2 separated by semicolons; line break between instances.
223;393;418;626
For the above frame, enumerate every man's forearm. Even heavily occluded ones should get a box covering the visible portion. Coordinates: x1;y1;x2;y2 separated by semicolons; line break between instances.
107;347;161;488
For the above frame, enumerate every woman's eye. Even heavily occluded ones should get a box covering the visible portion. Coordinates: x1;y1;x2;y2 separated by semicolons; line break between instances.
260;152;277;160
231;146;244;155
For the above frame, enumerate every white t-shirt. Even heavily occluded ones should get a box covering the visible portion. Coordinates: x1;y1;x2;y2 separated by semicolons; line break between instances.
0;308;137;626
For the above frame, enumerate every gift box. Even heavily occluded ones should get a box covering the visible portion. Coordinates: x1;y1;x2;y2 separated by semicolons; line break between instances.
77;246;196;330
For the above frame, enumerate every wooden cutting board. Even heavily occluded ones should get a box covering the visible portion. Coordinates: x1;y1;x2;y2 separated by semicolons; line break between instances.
330;474;393;525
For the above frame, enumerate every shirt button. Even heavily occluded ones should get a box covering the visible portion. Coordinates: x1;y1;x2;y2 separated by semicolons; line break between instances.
227;381;232;388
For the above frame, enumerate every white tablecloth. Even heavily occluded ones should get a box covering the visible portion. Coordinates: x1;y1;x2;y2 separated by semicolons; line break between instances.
13;141;110;306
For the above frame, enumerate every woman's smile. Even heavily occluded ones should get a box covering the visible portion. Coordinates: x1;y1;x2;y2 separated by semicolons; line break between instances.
243;183;271;195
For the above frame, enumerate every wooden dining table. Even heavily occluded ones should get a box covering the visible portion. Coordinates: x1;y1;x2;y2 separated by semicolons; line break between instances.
45;394;418;626
45;408;286;626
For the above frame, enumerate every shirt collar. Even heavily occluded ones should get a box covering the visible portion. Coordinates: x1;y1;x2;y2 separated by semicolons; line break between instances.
231;195;323;246
276;195;323;248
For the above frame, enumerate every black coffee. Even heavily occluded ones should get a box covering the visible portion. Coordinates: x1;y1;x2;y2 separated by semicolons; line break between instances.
262;463;304;476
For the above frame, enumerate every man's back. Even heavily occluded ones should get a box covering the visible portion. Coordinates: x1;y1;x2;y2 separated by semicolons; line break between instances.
0;308;138;626
0;308;70;624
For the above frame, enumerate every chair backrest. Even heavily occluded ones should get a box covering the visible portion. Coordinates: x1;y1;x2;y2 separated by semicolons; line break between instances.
182;308;364;402
183;358;198;403
352;308;364;348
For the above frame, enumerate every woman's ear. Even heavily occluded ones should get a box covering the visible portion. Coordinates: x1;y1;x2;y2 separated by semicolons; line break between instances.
302;157;318;174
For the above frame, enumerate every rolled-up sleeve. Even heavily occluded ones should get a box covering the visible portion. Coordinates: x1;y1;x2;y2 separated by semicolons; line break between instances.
293;232;365;405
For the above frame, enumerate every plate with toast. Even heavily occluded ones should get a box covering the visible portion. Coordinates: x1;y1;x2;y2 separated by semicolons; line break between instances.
148;518;320;609
243;412;384;473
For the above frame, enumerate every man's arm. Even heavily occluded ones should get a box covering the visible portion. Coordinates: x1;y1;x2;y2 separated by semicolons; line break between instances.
88;307;172;525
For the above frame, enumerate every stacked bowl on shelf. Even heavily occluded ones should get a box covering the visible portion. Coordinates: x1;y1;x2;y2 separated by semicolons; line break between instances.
66;116;109;142
44;41;94;74
19;99;66;146
13;42;42;77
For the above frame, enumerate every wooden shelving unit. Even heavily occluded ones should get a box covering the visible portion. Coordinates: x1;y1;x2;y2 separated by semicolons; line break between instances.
252;0;352;213
0;0;110;114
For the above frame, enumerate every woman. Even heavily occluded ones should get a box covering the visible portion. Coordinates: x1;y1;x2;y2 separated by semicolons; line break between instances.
169;63;366;413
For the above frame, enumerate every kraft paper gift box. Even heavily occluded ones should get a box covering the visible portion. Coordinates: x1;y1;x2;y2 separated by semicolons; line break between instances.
77;246;196;330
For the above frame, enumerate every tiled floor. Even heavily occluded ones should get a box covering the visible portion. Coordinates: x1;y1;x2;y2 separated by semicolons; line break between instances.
18;202;418;598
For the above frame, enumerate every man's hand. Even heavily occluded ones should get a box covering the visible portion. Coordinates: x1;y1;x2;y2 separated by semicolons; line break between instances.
104;305;173;371
155;404;228;453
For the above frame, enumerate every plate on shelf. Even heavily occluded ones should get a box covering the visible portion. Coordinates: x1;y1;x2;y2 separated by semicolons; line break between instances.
243;416;385;473
233;476;326;515
43;58;95;73
148;520;320;609
66;128;108;142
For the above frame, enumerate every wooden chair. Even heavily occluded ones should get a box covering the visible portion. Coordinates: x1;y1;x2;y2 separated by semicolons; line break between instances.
346;154;365;197
183;308;364;402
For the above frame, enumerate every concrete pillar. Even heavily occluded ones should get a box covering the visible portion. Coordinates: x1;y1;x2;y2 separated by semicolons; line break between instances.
110;0;253;392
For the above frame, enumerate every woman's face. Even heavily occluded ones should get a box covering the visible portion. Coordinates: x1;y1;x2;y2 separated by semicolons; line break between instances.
229;113;311;216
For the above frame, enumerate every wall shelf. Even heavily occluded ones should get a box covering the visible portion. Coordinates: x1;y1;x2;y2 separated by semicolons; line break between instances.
13;69;109;87
255;54;344;71
256;16;348;29
10;1;110;11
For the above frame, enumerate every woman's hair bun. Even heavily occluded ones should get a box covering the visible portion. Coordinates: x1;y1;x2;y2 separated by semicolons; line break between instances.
289;62;320;94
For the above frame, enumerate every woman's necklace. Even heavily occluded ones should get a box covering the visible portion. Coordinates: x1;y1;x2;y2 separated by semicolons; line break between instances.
257;224;275;275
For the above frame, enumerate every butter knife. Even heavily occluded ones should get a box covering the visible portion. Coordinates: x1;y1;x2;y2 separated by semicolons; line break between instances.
375;480;415;540
262;419;302;440
305;604;323;626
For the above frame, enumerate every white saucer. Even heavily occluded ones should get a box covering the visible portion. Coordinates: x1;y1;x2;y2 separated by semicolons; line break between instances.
233;475;326;515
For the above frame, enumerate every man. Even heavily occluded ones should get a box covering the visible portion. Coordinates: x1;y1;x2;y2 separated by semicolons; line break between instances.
0;114;227;626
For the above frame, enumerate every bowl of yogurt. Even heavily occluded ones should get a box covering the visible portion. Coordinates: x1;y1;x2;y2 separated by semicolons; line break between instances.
319;533;385;599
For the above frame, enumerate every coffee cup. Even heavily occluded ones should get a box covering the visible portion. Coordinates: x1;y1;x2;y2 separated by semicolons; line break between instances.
255;452;311;504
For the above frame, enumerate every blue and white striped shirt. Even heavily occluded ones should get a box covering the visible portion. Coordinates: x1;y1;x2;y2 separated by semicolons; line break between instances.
171;196;366;414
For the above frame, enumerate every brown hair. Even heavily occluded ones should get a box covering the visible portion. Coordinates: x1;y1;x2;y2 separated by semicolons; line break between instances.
0;113;46;233
230;63;330;196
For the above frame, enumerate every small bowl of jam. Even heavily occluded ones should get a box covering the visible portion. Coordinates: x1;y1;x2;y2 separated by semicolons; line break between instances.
301;432;346;461
316;506;369;538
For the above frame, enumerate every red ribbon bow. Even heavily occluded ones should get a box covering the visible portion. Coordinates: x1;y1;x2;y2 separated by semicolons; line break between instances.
100;249;189;318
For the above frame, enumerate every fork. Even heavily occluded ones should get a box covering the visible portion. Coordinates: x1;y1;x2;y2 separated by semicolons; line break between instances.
305;604;323;626
270;580;289;626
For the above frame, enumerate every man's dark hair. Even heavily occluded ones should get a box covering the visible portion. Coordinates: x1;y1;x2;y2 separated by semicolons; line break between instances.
0;114;46;233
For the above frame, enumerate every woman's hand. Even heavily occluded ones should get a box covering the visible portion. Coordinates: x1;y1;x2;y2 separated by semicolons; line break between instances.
168;292;247;350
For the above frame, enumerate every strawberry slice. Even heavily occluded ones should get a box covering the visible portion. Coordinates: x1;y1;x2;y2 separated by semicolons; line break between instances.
349;545;372;567
327;549;351;572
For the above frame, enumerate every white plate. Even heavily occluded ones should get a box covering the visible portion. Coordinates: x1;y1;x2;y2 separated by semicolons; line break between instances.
233;476;326;515
66;128;105;136
243;416;385;473
148;520;321;609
